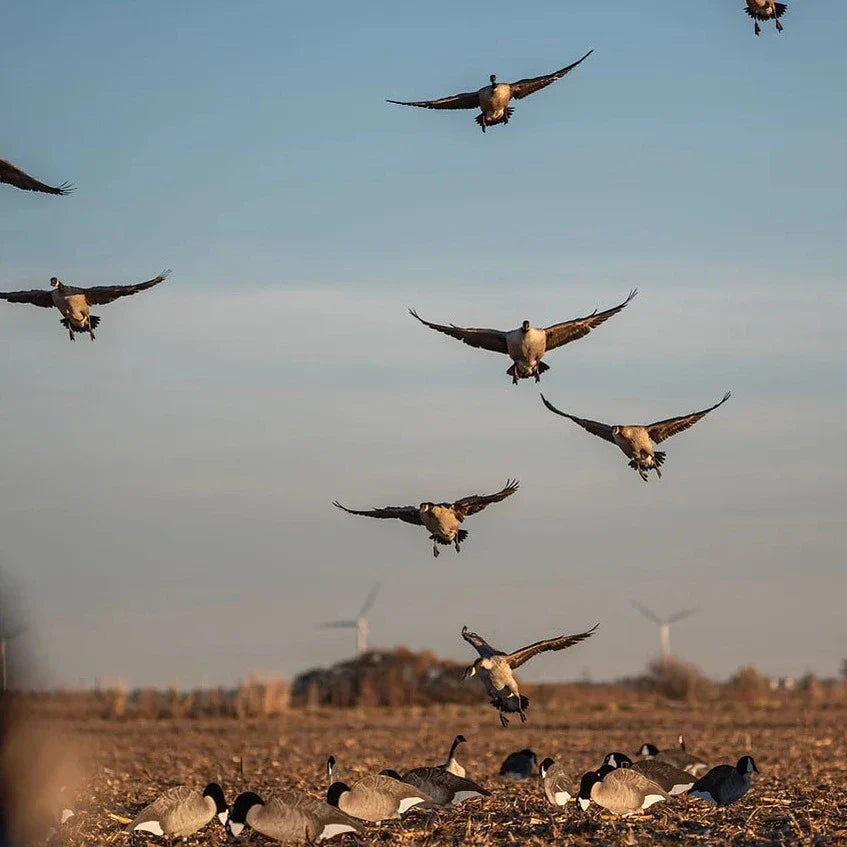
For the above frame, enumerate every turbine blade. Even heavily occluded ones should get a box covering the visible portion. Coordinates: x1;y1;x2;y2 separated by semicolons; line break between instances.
631;600;662;626
359;583;380;617
667;607;699;624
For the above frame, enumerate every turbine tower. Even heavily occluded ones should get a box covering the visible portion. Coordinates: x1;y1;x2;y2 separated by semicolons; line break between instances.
317;584;380;654
0;620;26;692
631;601;698;661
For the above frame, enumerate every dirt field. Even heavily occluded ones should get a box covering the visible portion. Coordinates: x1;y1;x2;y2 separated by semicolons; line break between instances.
54;703;847;846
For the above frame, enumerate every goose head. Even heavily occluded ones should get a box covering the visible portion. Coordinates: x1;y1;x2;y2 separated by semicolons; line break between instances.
737;755;759;775
462;662;478;680
603;752;633;769
202;783;229;826
489;74;497;85
521;320;531;333
227;791;263;838
50;277;61;288
638;743;659;758
539;757;555;778
419;502;433;513
611;425;622;437
577;771;601;811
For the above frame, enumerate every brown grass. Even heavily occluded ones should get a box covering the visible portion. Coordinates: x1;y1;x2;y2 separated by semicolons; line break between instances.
38;699;847;846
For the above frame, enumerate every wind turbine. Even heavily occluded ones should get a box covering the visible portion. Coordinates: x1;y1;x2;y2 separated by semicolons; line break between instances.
0;620;26;692
631;601;698;662
317;584;380;654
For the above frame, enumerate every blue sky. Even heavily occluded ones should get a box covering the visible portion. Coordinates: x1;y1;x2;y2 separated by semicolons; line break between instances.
1;1;845;688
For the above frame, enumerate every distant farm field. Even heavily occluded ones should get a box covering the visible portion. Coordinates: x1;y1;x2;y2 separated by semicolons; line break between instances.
55;703;847;845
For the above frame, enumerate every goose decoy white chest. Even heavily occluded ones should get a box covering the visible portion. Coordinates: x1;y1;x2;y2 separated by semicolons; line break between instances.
380;767;489;806
462;623;597;726
541;392;731;481
745;1;786;36
410;290;635;385
689;756;759;806
0;159;73;195
227;790;362;843
387;51;593;132
333;479;519;558
0;270;170;341
126;783;228;838
438;734;467;778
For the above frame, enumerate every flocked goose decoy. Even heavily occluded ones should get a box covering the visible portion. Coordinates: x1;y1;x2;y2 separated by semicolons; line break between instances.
333;479;519;558
387;50;593;132
602;753;694;795
0;158;73;195
410;290;635;385
438;735;467;778
689;756;759;806
499;749;538;780
462;623;597;726
638;736;709;776
326;756;431;822
746;0;786;36
541;392;731;481
0;270;171;341
227;790;362;843
539;757;574;805
577;768;669;817
379;767;489;807
126;783;228;838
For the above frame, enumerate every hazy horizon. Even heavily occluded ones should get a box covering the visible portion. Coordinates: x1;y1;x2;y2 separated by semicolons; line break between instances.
1;2;845;689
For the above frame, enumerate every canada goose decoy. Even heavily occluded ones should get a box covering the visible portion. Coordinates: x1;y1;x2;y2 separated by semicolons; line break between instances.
577;768;669;817
0;270;171;341
462;623;597;726
387;50;593;132
438;734;467;778
499;749;537;780
126;783;227;838
333;479;519;558
0;159;73;195
638;736;709;776
410;290;635;385
540;392;731;482
746;0;786;36
326;756;430;822
539;757;573;805
688;756;759;806
380;767;489;807
602;753;694;795
227;790;363;843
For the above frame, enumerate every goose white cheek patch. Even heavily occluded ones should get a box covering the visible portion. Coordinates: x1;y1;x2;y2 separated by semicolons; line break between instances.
217;811;229;825
578;798;590;811
228;821;245;837
133;821;165;835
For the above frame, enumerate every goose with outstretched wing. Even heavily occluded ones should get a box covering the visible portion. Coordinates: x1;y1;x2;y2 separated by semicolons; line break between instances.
410;289;635;385
0;270;170;341
462;623;597;726
387;50;592;132
334;480;519;558
745;0;786;36
0;158;73;195
540;392;731;481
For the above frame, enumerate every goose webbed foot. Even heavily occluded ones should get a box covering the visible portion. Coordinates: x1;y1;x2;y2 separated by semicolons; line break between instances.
432;544;440;558
776;19;783;31
638;467;649;482
519;709;527;723
655;465;662;479
499;711;509;728
68;331;75;342
454;540;461;553
754;21;761;35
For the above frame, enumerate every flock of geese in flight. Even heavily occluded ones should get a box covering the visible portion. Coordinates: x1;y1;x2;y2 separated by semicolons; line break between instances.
122;735;759;841
0;3;788;841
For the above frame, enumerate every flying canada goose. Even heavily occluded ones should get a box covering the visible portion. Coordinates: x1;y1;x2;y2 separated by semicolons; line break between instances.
326;756;430;822
0;270;171;341
746;1;786;35
410;289;635;385
638;736;709;776
0;159;73;195
126;783;228;838
539;757;573;805
379;767;489;807
540;392;731;481
227;791;363;843
577;768;669;817
333;479;519;558
438;735;467;778
462;623;597;726
602;753;694;795
499;750;537;779
688;756;759;806
387;50;593;132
